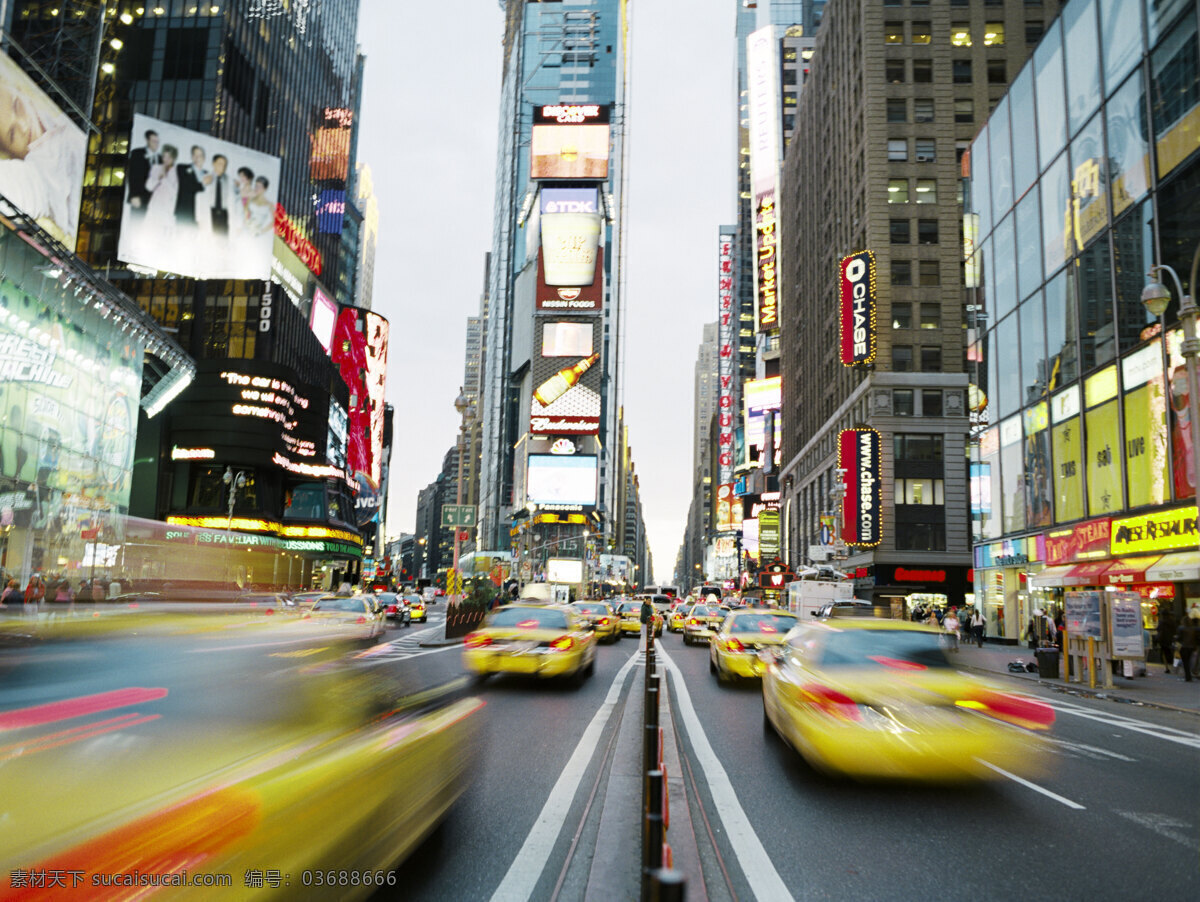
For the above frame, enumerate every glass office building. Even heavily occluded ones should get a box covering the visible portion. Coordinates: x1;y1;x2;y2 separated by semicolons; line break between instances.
969;0;1200;640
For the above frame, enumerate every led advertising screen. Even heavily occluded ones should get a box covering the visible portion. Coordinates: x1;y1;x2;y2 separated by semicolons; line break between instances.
310;289;337;354
537;248;604;313
310;107;353;181
118;114;281;279
530;106;610;180
0;51;87;248
747;27;782;334
540;213;602;286
839;250;877;366
839;428;882;546
316;188;347;234
530;318;602;435
364;311;389;486
526;454;598;507
717;231;737;487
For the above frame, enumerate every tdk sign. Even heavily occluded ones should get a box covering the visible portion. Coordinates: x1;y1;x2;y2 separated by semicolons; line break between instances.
541;187;599;215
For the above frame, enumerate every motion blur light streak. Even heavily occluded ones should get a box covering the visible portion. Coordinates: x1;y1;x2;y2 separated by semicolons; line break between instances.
3;714;162;762
0;687;168;730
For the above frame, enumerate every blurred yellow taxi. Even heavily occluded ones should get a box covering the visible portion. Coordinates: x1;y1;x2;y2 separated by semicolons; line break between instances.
708;609;798;677
303;594;385;643
682;602;729;645
668;602;690;632
410;598;428;623
571;600;620;643
761;618;1055;781
463;603;596;681
615;599;662;637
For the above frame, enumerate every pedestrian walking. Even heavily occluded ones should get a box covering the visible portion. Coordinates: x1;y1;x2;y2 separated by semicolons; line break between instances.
23;574;45;614
1176;610;1199;683
943;609;960;653
0;578;20;608
1157;607;1177;673
970;607;985;648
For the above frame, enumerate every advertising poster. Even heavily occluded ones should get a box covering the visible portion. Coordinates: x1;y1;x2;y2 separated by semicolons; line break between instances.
547;558;584;584
310;107;353;182
364;311;389;486
1109;592;1144;658
540;213;602;286
839;250;877;366
310;289;337;354
537;248;604;313
1051;415;1084;522
530;318;601;435
1023;403;1053;528
1122;345;1169;509
1065;590;1103;640
717;231;736;486
530;104;610;180
715;482;741;533
332;307;369;476
1167;329;1196;500
118;113;281;279
1085;400;1122;515
747;26;781;333
0;52;87;248
526;454;597;507
839;428;882;546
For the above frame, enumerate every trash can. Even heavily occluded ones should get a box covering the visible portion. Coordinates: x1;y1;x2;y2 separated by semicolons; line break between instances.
1034;647;1059;678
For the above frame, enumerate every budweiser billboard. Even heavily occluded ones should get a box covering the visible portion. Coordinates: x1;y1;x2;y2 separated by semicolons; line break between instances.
839;428;882;546
839;250;877;366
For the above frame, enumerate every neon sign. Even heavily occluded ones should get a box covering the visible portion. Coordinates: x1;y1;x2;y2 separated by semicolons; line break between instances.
839;428;882;546
840;251;878;366
274;204;322;275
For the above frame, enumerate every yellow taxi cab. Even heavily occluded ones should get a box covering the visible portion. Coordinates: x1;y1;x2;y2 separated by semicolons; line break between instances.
682;602;729;645
410;597;428;622
709;609;798;679
463;603;596;681
761;618;1056;781
668;601;691;633
615;598;663;638
571;600;620;643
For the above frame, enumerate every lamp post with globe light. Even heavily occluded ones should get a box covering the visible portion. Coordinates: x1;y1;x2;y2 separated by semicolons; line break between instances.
450;389;474;607
1143;255;1200;505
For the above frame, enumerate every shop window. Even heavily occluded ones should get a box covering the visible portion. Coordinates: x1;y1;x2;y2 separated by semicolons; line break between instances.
895;433;944;461
895;478;945;505
887;98;908;122
983;23;1005;46
913;59;933;83
892;259;913;286
893;301;913;327
919;261;941;286
912;21;932;44
886;59;906;83
885;21;904;44
914;98;935;122
894;345;914;371
915;178;937;203
888;138;908;161
915;138;936;162
922;390;943;416
918;218;939;244
888;178;909;203
954;98;974;123
895;389;915;415
951;25;971;47
921;346;943;371
920;303;941;328
890;218;911;244
953;59;973;83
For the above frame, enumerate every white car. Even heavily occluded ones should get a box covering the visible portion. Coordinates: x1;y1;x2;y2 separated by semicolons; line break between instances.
305;594;385;643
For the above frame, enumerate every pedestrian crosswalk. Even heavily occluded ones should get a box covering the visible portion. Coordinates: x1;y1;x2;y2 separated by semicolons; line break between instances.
355;613;450;661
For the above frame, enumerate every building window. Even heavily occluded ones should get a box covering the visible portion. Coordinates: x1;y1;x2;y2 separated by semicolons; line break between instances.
917;218;939;243
895;478;945;505
888;178;909;203
885;21;904;44
922;389;943;416
954;98;974;123
983;22;1005;46
951;25;972;47
892;260;913;286
912;21;932;44
890;218;911;243
1026;21;1044;44
189;466;225;509
896;522;947;551
912;59;934;83
894;345;914;371
919;260;941;286
921;345;943;371
895;434;944;461
888;138;909;161
915;178;937;203
893;302;913;327
988;59;1007;83
886;59;906;83
887;98;908;122
895;389;915;415
953;59;973;83
914;98;935;122
915;138;936;162
920;302;941;328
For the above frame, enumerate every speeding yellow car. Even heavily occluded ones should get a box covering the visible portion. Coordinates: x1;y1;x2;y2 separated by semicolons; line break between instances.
463;603;596;681
668;603;690;632
708;609;798;677
410;597;428;622
761;618;1055;781
615;599;663;637
682;602;729;645
571;600;620;643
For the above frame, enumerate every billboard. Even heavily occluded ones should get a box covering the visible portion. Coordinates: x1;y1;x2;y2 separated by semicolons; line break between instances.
716;482;742;533
744;376;782;467
540;187;600;215
839;428;882;546
315;188;347;234
530;318;602;435
118;114;281;279
310;107;353;182
747;27;782;333
717;231;737;487
839;250;878;366
310;289;337;354
364;311;389;486
537;248;604;313
547;558;584;584
0;52;87;248
530;104;610;180
527;454;598;507
540;213;602;286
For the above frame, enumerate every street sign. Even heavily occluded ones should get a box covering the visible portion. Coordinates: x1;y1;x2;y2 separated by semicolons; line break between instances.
441;505;477;528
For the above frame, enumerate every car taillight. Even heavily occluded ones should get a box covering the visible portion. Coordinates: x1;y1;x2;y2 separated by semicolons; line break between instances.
723;637;744;653
598;617;610;625
464;632;492;649
356;615;367;624
386;604;398;614
957;690;1055;730
800;683;862;722
265;608;274;615
550;636;574;651
688;618;699;626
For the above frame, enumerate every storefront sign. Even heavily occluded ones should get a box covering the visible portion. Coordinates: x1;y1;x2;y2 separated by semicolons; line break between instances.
755;192;778;331
1045;517;1112;564
838;428;882;546
894;567;946;583
839;250;877;366
1111;506;1199;555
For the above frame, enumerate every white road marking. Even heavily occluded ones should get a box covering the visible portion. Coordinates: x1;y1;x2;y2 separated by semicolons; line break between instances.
1115;810;1195;848
975;759;1086;809
1047;699;1200;749
489;649;639;902
1046;737;1137;762
657;645;796;902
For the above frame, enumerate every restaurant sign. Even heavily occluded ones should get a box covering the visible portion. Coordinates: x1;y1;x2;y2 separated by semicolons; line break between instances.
1110;506;1199;556
1045;517;1111;564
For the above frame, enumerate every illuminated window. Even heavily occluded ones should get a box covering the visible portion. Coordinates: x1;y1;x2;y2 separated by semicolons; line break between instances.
951;26;972;47
983;23;1005;46
895;478;945;505
888;179;910;203
920;303;941;328
885;21;904;44
888;138;908;161
915;179;937;203
914;98;935;122
912;21;932;44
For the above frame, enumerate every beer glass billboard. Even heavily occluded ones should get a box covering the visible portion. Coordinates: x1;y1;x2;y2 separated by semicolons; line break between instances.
530;104;610;180
118;114;282;280
0;52;87;248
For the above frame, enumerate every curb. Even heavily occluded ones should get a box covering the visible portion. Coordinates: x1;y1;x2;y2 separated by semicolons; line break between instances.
959;663;1200;717
417;638;462;648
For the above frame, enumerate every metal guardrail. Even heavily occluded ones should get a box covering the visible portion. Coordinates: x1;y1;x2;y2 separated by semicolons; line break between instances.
641;623;685;901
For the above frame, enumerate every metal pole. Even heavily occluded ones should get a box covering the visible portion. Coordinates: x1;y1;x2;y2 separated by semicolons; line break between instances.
452;420;464;602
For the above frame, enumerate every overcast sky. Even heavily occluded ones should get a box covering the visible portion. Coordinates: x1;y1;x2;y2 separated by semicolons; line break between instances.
358;0;737;584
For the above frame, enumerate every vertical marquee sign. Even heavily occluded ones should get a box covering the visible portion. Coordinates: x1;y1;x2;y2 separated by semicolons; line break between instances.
717;229;737;529
839;250;877;366
839;428;882;546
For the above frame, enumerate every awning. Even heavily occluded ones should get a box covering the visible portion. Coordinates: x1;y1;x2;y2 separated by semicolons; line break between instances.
1029;561;1112;588
1146;551;1200;582
1028;565;1078;588
1100;555;1163;585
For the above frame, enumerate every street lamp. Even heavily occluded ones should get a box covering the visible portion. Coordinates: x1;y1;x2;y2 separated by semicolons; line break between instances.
1143;256;1200;503
450;388;474;607
223;467;247;531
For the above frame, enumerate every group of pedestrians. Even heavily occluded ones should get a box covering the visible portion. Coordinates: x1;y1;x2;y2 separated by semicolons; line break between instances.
911;603;986;650
0;572;126;614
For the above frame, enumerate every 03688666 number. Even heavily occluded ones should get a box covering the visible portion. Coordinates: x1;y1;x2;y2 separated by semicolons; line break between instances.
301;871;397;887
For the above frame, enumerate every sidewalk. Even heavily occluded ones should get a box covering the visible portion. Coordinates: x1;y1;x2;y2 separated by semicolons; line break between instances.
951;639;1200;715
